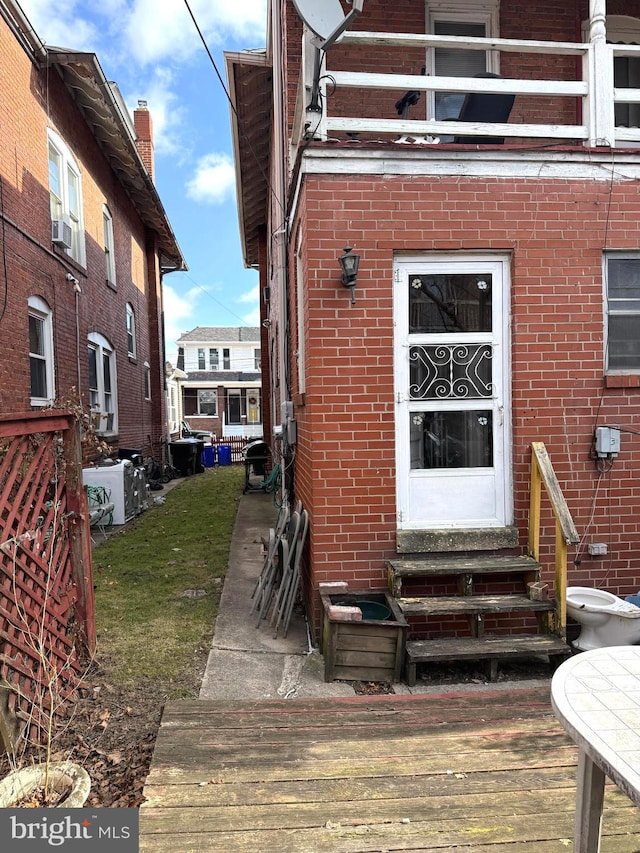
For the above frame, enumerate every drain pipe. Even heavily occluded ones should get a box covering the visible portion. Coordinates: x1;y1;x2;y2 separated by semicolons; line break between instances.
70;274;82;389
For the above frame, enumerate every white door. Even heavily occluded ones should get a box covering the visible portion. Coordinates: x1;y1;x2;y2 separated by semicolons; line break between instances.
394;256;512;529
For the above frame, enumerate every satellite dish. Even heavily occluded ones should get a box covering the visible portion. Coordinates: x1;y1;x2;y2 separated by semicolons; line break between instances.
293;0;364;116
291;0;345;42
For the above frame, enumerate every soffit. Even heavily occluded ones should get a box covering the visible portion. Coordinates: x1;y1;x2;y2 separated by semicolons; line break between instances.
224;50;272;269
47;49;186;271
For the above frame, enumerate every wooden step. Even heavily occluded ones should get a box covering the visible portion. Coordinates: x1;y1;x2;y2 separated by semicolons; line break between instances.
397;594;555;617
387;554;541;596
405;634;571;686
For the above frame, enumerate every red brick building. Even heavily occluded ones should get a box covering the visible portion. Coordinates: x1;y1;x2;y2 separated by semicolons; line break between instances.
0;1;185;455
229;0;640;641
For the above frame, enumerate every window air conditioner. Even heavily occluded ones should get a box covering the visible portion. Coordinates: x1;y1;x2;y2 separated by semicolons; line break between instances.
52;217;73;249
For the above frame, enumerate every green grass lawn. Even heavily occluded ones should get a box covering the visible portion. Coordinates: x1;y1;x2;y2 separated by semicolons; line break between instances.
91;466;243;697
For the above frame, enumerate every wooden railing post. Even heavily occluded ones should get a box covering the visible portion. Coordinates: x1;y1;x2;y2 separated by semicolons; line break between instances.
555;519;568;639
529;442;579;641
63;419;96;654
529;450;542;561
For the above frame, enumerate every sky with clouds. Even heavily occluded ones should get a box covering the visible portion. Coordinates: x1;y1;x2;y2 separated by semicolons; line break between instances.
18;0;267;360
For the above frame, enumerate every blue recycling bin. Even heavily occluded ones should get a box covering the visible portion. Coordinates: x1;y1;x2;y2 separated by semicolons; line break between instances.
202;445;216;468
218;445;232;466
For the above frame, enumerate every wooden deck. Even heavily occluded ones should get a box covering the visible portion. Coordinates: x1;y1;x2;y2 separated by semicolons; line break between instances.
140;686;640;852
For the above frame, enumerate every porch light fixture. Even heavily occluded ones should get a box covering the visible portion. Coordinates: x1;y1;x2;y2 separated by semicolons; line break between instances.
338;246;360;304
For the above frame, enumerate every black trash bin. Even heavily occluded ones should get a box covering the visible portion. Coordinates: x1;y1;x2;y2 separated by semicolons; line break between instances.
242;440;271;493
169;439;205;476
118;447;143;466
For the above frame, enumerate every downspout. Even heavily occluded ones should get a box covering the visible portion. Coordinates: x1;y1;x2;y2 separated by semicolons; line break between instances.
271;0;292;497
74;280;82;390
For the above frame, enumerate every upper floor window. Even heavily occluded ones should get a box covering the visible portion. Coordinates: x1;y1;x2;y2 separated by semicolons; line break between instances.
126;303;136;358
209;348;219;369
103;206;116;286
28;296;55;406
426;0;499;122
608;17;640;130
88;332;118;434
47;129;85;265
223;348;230;370
254;348;261;370
198;348;206;370
605;254;640;372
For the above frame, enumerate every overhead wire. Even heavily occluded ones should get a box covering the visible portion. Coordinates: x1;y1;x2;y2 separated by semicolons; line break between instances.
182;0;287;222
175;270;258;327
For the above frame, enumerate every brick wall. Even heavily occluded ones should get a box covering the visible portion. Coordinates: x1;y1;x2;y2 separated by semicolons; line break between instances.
291;170;640;631
0;15;166;456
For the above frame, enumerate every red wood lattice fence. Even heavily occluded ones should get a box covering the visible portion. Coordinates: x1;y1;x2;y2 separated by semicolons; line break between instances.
0;411;95;750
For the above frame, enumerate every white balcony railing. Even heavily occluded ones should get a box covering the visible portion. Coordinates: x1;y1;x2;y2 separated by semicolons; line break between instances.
298;30;640;150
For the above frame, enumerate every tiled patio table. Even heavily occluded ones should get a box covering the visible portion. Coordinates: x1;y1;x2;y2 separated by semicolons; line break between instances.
551;646;640;852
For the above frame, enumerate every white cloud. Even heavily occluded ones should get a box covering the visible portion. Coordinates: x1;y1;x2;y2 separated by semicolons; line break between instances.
238;285;259;304
163;283;201;357
18;0;100;49
122;0;267;66
242;306;261;326
186;153;235;204
20;1;267;66
127;68;186;157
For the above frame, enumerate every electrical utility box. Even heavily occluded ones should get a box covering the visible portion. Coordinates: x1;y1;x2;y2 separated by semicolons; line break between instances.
595;427;621;457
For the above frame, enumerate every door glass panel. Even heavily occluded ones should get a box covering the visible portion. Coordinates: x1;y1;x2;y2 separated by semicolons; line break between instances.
410;410;493;469
410;343;492;399
409;274;492;333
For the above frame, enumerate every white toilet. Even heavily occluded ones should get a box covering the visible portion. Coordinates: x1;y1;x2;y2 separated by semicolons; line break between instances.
566;586;640;651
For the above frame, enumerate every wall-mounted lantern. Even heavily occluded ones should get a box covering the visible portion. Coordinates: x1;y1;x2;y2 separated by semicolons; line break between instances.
338;246;360;304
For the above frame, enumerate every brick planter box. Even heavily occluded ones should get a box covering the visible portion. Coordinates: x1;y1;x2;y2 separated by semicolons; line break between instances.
321;591;408;683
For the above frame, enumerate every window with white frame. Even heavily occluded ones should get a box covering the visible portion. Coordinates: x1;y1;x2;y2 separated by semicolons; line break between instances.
426;0;499;123
607;17;640;131
126;303;136;358
103;206;116;286
169;386;178;432
605;254;640;371
198;389;217;415
209;348;219;369
47;129;85;265
254;348;261;370
223;348;230;370
198;348;205;370
144;361;151;400
88;332;118;434
28;296;55;405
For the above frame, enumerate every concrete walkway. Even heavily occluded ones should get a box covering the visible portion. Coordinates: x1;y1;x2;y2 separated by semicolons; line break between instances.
199;491;356;700
199;491;551;701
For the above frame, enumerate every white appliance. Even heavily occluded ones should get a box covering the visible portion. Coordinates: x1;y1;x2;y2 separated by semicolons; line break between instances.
82;460;147;525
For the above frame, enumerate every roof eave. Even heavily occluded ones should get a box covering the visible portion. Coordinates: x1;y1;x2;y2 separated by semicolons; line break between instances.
224;50;272;269
46;49;187;272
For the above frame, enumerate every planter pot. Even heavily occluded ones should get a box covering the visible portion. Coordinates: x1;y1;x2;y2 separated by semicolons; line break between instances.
0;762;91;807
321;591;408;683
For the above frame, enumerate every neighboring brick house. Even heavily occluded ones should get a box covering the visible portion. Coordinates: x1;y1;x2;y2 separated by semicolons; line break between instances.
173;327;263;439
228;0;640;640
0;1;185;455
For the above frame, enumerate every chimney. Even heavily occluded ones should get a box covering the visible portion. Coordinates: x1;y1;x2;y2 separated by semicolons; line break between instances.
134;100;154;181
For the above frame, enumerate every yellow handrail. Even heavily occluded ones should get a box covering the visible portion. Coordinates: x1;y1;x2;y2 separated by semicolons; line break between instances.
529;442;579;639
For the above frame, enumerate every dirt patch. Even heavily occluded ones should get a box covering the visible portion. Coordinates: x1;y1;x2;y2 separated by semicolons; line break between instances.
416;656;555;686
0;663;192;808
